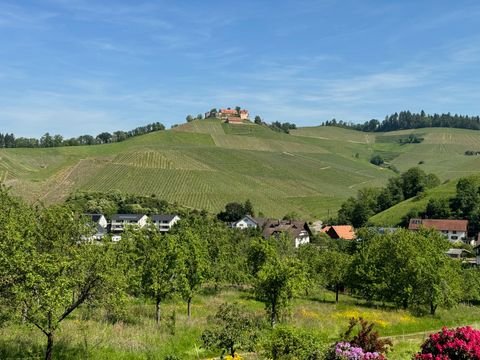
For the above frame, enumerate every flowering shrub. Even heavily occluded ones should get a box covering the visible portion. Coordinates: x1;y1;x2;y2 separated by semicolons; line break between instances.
326;318;391;360
334;342;385;360
415;326;480;359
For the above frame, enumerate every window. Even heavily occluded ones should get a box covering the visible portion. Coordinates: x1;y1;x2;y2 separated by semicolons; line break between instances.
451;235;458;240
452;230;457;234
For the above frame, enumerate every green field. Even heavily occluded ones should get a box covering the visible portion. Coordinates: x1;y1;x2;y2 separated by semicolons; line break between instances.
3;121;480;219
1;288;479;359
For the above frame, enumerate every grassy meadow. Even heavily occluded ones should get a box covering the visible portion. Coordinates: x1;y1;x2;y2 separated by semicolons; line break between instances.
2;287;480;359
3;120;480;219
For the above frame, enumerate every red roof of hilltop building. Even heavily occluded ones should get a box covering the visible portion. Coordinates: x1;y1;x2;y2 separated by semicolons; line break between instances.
408;218;468;232
219;108;238;115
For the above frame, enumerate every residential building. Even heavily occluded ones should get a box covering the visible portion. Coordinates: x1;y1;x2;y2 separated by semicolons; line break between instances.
321;225;356;240
232;215;266;230
239;109;249;119
110;214;149;233
151;214;181;233
83;213;108;241
408;218;468;242
262;219;312;248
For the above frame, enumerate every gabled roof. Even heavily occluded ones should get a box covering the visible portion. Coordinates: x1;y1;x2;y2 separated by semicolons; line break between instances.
151;214;179;222
84;214;105;223
262;220;311;239
322;225;356;240
111;214;146;221
409;218;468;232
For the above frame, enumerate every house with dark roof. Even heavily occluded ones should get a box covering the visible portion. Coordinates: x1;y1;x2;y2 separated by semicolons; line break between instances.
110;214;149;233
232;215;266;230
151;214;181;233
321;225;356;240
83;213;108;241
262;219;312;248
408;218;468;242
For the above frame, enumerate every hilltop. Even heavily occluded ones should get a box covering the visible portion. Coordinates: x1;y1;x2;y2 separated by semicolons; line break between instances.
2;119;480;219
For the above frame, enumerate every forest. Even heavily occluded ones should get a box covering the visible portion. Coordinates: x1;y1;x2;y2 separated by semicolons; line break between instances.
322;110;480;132
0;122;165;148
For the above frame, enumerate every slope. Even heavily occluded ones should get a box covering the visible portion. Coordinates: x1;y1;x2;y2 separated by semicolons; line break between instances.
0;120;391;219
3;122;480;219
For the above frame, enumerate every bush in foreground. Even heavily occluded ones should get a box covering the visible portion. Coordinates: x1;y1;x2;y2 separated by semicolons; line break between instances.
415;326;480;359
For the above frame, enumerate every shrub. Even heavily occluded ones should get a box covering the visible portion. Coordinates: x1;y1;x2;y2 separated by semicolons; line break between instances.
415;326;480;359
261;326;324;360
370;155;384;166
326;318;391;360
334;342;385;360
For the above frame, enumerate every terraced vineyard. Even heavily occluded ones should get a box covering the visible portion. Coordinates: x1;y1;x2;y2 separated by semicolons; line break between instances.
3;120;480;219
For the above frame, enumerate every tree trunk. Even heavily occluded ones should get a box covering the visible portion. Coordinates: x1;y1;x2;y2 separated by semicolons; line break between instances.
45;332;54;360
270;301;276;327
335;284;339;303
430;302;437;315
230;345;235;358
155;296;161;324
187;297;192;320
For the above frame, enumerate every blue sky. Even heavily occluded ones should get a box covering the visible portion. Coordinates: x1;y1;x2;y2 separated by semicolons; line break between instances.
1;0;480;137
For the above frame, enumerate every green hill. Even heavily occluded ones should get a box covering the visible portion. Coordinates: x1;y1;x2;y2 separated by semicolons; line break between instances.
3;120;480;219
369;174;480;226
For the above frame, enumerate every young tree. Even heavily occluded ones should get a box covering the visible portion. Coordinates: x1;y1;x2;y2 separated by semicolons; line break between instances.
135;229;186;324
201;302;257;358
318;250;352;303
0;198;130;360
255;258;305;326
176;222;209;319
186;114;194;122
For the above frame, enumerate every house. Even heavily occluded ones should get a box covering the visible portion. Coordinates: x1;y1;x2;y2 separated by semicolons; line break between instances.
85;214;108;228
207;108;249;121
232;215;266;230
83;214;108;241
151;214;181;233
218;108;238;118
321;225;356;240
239;109;249;119
262;219;312;248
110;214;149;233
408;218;468;242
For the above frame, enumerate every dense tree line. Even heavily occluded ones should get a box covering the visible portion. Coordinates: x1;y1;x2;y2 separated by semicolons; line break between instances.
269;121;297;134
66;190;177;217
337;167;440;227
322;110;480;132
0;122;165;148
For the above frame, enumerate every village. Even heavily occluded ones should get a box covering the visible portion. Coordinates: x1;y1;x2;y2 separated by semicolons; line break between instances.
86;210;480;266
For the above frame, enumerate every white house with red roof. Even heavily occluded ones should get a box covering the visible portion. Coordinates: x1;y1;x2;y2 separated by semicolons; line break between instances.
408;218;468;242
